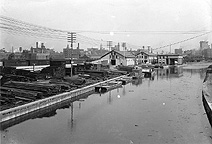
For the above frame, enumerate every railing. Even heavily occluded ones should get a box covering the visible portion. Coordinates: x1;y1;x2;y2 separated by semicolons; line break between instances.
0;75;124;123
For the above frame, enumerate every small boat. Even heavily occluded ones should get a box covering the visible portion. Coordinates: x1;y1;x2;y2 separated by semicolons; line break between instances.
95;81;122;93
154;64;163;69
116;65;134;72
202;65;212;127
116;76;132;85
132;66;144;79
141;65;155;78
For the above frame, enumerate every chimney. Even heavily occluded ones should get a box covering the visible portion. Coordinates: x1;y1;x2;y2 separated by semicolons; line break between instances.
41;43;44;48
77;43;79;49
147;46;150;53
36;42;39;48
19;47;22;52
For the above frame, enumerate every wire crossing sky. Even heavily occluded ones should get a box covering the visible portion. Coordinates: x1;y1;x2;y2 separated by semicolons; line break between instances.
0;0;211;52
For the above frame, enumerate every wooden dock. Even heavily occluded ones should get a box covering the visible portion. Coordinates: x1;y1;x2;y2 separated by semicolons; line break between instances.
0;75;124;123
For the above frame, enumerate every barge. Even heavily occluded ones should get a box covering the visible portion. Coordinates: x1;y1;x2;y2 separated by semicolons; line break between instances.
202;65;212;127
116;76;132;85
95;81;122;93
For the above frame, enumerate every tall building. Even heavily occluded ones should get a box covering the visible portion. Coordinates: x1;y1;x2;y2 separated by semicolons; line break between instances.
175;48;183;54
202;48;212;59
63;44;80;59
200;41;209;50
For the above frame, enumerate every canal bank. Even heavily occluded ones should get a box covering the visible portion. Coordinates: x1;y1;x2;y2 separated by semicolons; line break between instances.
0;75;125;123
1;65;212;144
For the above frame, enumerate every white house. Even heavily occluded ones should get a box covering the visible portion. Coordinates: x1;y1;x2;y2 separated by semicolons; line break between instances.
157;54;183;65
135;51;157;64
96;50;135;67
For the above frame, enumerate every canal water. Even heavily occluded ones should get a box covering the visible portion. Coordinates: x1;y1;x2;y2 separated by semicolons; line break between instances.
1;65;212;144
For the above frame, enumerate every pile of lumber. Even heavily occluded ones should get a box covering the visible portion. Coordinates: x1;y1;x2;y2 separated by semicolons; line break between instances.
63;76;86;85
3;81;61;97
0;74;35;85
0;86;43;101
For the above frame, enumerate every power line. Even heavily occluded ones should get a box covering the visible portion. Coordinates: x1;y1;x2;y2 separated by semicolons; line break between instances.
73;30;209;35
1;15;211;51
153;31;212;50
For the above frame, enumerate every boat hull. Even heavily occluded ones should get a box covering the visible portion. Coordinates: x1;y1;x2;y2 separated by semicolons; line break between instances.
202;91;212;127
142;71;155;78
95;81;122;93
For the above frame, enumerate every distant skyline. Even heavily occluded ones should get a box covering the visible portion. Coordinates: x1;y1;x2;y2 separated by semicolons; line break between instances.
0;0;211;53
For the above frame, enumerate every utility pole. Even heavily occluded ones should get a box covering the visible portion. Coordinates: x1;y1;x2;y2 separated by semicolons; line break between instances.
100;43;103;56
170;44;172;54
67;32;76;77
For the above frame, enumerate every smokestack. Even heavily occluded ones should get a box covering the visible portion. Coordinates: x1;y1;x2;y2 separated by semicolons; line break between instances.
77;43;79;49
147;46;150;53
19;47;22;52
36;42;39;48
117;43;120;51
41;43;44;48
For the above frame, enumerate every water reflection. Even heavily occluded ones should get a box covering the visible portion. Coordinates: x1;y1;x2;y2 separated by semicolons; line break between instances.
122;85;126;96
107;91;112;104
68;102;75;132
0;91;92;130
132;78;143;86
156;66;183;79
183;68;206;79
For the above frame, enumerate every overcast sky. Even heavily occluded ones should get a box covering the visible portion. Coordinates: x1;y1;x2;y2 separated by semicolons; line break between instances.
0;0;211;52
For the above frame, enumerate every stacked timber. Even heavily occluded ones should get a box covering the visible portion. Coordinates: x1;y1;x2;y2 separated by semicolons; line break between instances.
0;86;43;101
116;65;134;72
48;79;74;91
0;67;16;75
3;81;61;97
63;76;86;85
0;95;15;105
0;74;35;85
15;69;38;80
